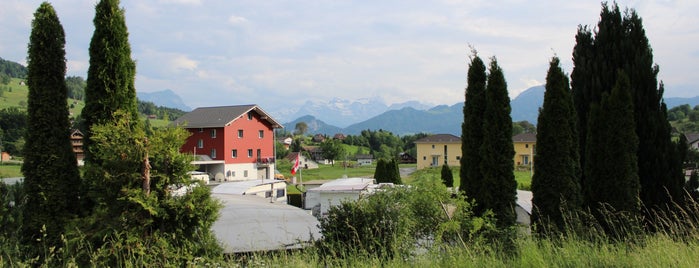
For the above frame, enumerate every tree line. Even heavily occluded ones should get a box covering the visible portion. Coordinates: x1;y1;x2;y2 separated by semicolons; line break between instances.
2;1;221;266
457;2;694;236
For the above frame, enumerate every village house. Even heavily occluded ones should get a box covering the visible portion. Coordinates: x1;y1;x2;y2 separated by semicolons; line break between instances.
685;133;699;151
414;133;538;170
286;152;318;171
355;154;374;166
70;129;85;166
173;105;282;182
513;132;536;167
414;134;462;169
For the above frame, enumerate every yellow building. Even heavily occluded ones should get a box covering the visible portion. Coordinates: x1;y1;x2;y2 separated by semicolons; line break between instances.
513;133;536;168
415;134;462;169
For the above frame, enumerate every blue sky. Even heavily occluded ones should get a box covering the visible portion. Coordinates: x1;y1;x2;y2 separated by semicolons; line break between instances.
2;0;698;111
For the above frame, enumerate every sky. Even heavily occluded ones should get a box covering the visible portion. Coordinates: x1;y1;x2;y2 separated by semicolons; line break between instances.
2;0;698;112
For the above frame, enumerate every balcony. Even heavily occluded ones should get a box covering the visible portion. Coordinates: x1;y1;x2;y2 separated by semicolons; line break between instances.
256;157;275;167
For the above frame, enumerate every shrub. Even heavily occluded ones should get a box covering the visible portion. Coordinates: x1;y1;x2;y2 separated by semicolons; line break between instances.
317;175;498;261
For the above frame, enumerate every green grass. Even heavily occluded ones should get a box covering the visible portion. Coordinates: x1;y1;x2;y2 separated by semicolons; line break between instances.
0;78;29;110
0;163;22;178
290;162;377;181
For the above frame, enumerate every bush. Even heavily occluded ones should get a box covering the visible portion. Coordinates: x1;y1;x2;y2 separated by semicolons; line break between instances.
317;175;498;261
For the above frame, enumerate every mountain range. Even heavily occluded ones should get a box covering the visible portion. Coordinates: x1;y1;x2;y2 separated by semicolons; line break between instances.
137;89;191;111
131;85;699;137
282;85;699;136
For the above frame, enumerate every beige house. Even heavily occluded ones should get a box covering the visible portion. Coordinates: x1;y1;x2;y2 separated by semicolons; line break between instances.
415;134;462;169
513;133;536;168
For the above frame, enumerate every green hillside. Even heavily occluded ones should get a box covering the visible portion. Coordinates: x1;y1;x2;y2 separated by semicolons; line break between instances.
1;77;84;120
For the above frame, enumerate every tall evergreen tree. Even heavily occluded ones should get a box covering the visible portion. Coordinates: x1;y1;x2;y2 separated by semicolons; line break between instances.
460;54;487;208
531;57;581;230
82;0;139;163
374;158;389;183
441;163;454;188
584;72;640;213
479;58;516;227
21;1;81;250
571;3;682;210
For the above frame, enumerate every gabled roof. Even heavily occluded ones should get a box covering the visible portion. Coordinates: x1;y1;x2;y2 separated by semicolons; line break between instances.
685;133;699;144
513;133;536;143
173;104;282;129
414;134;461;143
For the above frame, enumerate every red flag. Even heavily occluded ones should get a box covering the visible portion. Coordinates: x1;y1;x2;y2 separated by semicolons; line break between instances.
291;153;300;175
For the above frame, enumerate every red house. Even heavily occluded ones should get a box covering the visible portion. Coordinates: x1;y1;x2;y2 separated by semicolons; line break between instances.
174;105;283;182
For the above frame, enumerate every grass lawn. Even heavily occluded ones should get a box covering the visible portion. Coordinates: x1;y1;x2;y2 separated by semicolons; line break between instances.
0;163;22;178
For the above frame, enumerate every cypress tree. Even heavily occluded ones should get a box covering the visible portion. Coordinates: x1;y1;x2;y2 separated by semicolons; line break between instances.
83;0;139;163
531;57;581;230
460;54;487;208
21;1;81;250
374;158;389;183
479;57;516;227
390;159;403;184
571;3;682;210
584;72;640;213
441;163;453;188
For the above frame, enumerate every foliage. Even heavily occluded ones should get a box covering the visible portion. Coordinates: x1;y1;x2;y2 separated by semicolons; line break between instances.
531;57;581;232
440;163;453;188
512;120;536;136
0;182;24;250
320;138;346;166
21;2;81;256
76;110;222;265
479;57;517;227
294;122;308;135
65;76;85;100
318;179;498;260
571;2;683;212
0;57;27;78
460;54;487;209
82;0;140;163
137;100;186;121
374;158;401;184
0;108;27;156
584;72;640;215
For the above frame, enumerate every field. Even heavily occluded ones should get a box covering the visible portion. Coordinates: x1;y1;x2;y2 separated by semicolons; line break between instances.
277;159;533;190
0;163;22;178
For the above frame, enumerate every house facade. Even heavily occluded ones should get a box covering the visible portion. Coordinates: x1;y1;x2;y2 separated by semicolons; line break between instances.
513;133;536;167
174;105;282;182
70;129;85;166
415;134;462;169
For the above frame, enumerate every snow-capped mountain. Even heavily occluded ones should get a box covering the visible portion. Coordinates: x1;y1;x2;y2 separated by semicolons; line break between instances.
273;97;433;127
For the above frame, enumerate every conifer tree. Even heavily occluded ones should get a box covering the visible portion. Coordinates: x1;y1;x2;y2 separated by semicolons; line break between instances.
531;57;581;230
460;54;487;207
571;3;682;210
479;58;516;227
21;1;81;250
374;158;389;183
390;159;402;184
441;164;453;188
584;72;640;213
83;0;139;162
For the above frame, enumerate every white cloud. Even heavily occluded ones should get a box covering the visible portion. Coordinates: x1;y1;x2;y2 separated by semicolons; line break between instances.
170;55;198;72
228;15;248;26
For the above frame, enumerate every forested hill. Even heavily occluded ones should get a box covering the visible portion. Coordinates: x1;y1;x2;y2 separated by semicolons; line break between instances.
0;57;28;80
0;57;185;121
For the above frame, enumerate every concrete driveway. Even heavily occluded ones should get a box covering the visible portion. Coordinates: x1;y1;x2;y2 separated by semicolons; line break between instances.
211;185;321;253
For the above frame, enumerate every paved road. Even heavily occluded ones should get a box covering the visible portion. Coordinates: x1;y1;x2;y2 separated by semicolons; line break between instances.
1;177;23;185
399;167;417;178
211;185;321;253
